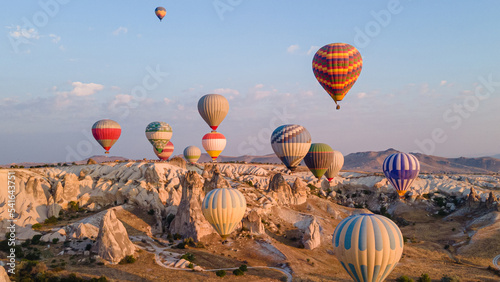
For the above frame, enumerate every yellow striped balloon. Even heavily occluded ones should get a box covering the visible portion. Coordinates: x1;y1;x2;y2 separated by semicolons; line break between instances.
198;94;229;131
202;131;226;162
332;214;404;282
325;150;344;182
183;145;201;164
202;188;246;238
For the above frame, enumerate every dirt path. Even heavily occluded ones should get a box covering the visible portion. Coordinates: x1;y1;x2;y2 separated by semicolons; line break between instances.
131;236;293;281
494;254;500;270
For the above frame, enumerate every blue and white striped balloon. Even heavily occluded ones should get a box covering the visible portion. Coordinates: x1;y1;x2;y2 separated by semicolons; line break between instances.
271;124;312;172
202;188;246;238
382;153;420;197
332;214;404;282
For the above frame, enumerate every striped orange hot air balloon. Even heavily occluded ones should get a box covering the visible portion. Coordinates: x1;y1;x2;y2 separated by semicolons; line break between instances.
92;119;121;154
312;43;363;110
202;131;226;162
154;141;174;161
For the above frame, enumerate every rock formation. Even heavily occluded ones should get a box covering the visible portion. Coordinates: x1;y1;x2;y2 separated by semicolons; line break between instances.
0;265;9;281
203;164;231;194
169;171;215;241
96;209;135;263
168;156;186;169
291;177;308;205
87;158;97;165
267;174;307;206
242;209;265;235
466;187;481;209
302;217;320;250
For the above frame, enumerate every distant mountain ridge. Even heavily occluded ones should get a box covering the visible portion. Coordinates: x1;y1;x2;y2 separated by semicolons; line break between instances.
2;150;499;173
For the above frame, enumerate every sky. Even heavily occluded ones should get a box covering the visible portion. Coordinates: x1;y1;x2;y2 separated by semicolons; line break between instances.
1;1;500;164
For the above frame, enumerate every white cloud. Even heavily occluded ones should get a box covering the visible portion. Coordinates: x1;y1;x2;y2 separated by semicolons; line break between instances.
8;25;40;40
307;45;320;55
213;88;240;96
440;80;447;86
164;98;172;104
254;84;264;89
113;27;128;36
357;92;367;99
287;44;300;54
55;82;104;98
49;34;61;43
111;86;121;91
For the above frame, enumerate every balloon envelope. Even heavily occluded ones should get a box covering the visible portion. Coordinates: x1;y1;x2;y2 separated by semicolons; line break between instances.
202;131;226;161
304;143;334;179
202;188;246;238
92;119;121;154
312;43;362;109
155;7;166;21
382;153;420;197
198;94;229;131
155;141;174;160
183;145;201;164
271;124;311;172
332;213;404;282
325;150;344;181
145;121;172;153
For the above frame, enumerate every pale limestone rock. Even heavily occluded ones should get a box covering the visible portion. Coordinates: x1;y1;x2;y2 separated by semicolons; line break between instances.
302;217;321;250
0;265;10;281
69;223;99;239
168;156;187;169
242;209;265;235
41;228;66;242
203;164;231;195
290;177;308;205
96;209;135;263
169;171;215;241
267;173;293;205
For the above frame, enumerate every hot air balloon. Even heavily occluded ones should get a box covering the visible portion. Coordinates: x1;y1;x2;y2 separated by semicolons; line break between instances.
145;122;172;153
198;94;229;131
312;43;363;110
202;132;226;162
382;153;420;198
303;143;334;179
332;213;404;282
92;119;121;154
155;7;166;21
202;188;246;238
183;146;201;164
154;141;174;161
271;124;311;172
325;150;344;182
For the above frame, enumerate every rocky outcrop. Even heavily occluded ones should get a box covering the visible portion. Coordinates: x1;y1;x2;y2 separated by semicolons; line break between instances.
69;222;99;239
242;209;265;235
0;265;10;281
466;187;481;209
291;178;308;205
96;209;135;263
486;191;499;210
203;165;231;194
169;171;215;241
302;217;320;250
87;158;97;165
168;156;186;169
41;228;66;242
267;174;307;206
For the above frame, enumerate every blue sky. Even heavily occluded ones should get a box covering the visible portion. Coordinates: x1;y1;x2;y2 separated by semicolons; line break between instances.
1;1;500;164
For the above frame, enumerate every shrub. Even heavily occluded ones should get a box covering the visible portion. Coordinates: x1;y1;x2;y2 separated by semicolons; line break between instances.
418;273;431;282
119;255;136;264
68;201;81;212
148;209;155;215
184;237;196;247
233;269;244;276
86;243;92;251
52;238;59;244
441;275;460;282
188;263;194;269
239;264;248;272
196;242;205;248
32;223;42;230
181;252;195;262
216;270;226;277
173;233;182;240
31;234;43;245
44;216;58;225
396;275;414;282
25;251;41;261
166;214;176;226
